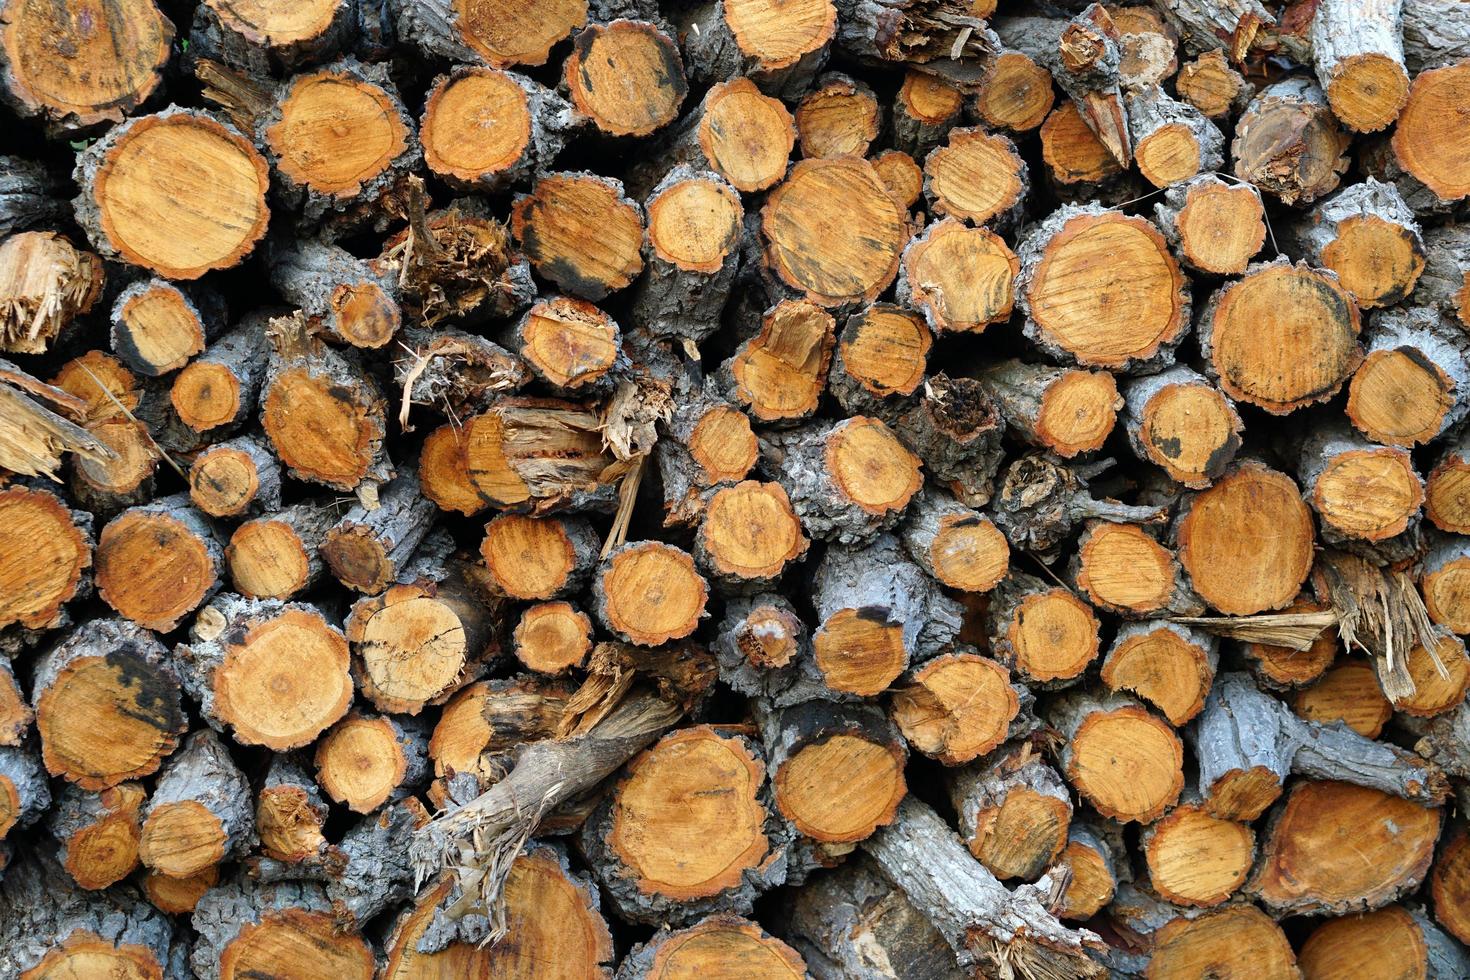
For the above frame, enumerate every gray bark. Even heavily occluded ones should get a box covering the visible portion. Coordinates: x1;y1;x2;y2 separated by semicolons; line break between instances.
946;741;1073;881
322;465;438;594
189;0;353;75
0;156;67;236
0;743;49;835
1125;85;1224;184
142;729;256;870
893;375;1005;508
1403;0;1470;71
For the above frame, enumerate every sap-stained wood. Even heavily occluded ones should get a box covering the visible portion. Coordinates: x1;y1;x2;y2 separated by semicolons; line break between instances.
5;1;1470;976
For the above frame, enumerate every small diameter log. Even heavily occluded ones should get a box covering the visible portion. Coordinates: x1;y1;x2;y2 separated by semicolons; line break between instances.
0;482;92;631
138;730;254;879
46;782;145;890
394;0;586;68
188;435;282;519
695;480;808;591
812;534;963;697
1396;633;1470;718
269;238;400;350
512;172;645;301
1348;307;1469;447
178;594;353;750
861;796;1104;979
95;495;222;632
1413;224;1470;330
891;69;963;157
1016;204;1190;373
1101;621;1218;725
564;20;687;139
480;512;600;601
987;572;1102;687
796;72;880;158
1295;659;1394;738
1198;259;1362;415
947;741;1072;882
676;0;837;98
1038;102;1130;203
1299;422;1424;544
617;914;805;979
260;312;388;494
1175;50;1252;120
109;278;222;377
190;879;373;980
922;126;1027;230
1231;77;1350;206
827;303;931;419
758;700;907;845
1126;85;1224;188
321;467;437;594
1140;795;1255;908
1428;436;1470;534
1434;828;1470;944
421;67;576;192
973;50;1055;133
31;619;182;790
1048;689;1184;823
782;853;963;979
594;541;709;647
143;865;218;915
1070;520;1201;618
226;501;334;600
514;601;593;675
582;725;785;925
723;298;835;423
631;167;743;342
991;452;1163;559
895;219;1018;335
894;375;1004;509
1247;780;1443;916
874;148;924;212
170;322;265;435
1146;905;1298;979
763;415;922;544
346;575;495;715
382;847;614;978
1285;180;1426;313
899;491;1009;596
1056;822;1123;921
1194;672;1447;822
1244;596;1340;690
1123;366;1243;489
74;108;270;279
1146;174;1264;276
0;231;104;355
314;711;428;814
713;594;825;708
69;417;158;517
760;156;908;307
978;361;1119;460
1422;535;1470;635
189;0;350;75
1300;905;1470;980
50;350;139;423
254;755;331;869
0;0;172;133
1310;0;1410;133
890;652;1025;766
0;743;49;841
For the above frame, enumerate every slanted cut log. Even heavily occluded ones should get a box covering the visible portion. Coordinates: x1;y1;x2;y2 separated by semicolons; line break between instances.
890;652;1024;766
695;480;808;591
1175;50;1252;119
321;467;437;593
974;50;1055;133
895;219;1018;335
795;72;879;158
461;396;619;513
1248;780;1442;916
978;361;1119;459
891;69;963;157
564;20;687;138
1300;904;1470;980
94;495;222;632
32;618;182;790
512;172;645;301
1070;520;1201;618
74;108;271;279
143;865;217;915
0;230;103;355
1101;621;1218;725
631;168;743;342
1231;77;1350;206
190;878;373;980
677;0;837;98
947;741;1072;882
1295;659;1394;737
177;594;353;750
723;298;835;422
987;572;1102;686
1387;57;1470;211
1147;905;1298;979
1141;795;1255;907
225;501;335;600
1299;421;1424;545
314;711;428;814
253;755;331;869
188;435;282;519
138;730;254;878
0;482;92;631
420;66;576;192
1347;306;1469;447
190;0;351;75
46;782;145;890
1123;366;1242;488
394;0;587;68
594;541;709;646
1049;690;1184;823
514;601;593;675
827;303;930;418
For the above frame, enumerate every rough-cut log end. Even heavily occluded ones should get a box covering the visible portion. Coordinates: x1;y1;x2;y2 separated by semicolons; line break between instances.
1143;803;1254;907
1346;338;1457;448
623;914;805;978
345;583;481;714
226;515;319;601
924;127;1026;227
729;299;835;421
54;783;146;890
1161;177;1266;276
695;78;795;193
1232;81;1350;205
771;718;905;845
1397;634;1470;718
565;20;687;138
891;653;1019;766
111;279;210;376
1040;102;1125;193
0;485;91;630
96;502;220;632
512;172;644;301
1176;51;1251;120
480;513;592;601
825;415;923;518
646;169;742;271
1309;443;1424;542
1103;624;1215;725
261;366;385;493
514;600;592;674
832;304;930;409
1129;374;1242;489
595;541;708;646
899;219;1017;335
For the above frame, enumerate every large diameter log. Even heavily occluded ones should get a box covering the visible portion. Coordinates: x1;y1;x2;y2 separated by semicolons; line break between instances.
1048;690;1184;823
74;108;270;279
138;729;254;879
676;0;837;99
1300;904;1470;980
1387;60;1470;209
191;878;373;980
565;20;687;139
922;126;1027;231
0;482;92;631
1146;905;1299;979
0;230;104;355
1231;77;1350;205
95;494;223;632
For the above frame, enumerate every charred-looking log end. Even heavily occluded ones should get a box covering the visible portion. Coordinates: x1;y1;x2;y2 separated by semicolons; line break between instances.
1135;379;1242;487
112;280;208;376
511;173;644;301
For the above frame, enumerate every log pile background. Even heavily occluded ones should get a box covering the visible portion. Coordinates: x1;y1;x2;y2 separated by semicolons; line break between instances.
5;0;1470;976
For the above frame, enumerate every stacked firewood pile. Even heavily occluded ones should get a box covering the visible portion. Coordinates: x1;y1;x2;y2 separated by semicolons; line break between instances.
5;0;1470;975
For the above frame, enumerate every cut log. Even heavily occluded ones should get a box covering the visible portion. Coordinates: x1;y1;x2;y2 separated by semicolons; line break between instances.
315;711;428;813
1309;0;1410;133
188;435;282;519
1016;204;1190;372
1287;180;1425;312
1049;689;1184;822
1140;795;1254;907
978;361;1119;459
723;298;835;422
1389;56;1470;201
94;494;222;632
861;796;1104;979
321;467;437;594
795;72;880;158
512;171;645;301
582;724;784;925
827;303;931;418
893;375;1004;509
891;69;963;157
109;278;221;377
922;126;1027;230
254;755;331;869
1102;621;1218;725
617;913;805;979
565;20;687;138
1175;50;1252;119
760;156;908;307
656;387;759;526
69;417;158;517
712;594;826;709
46;782;144;890
0;0;172;133
177;594;353;750
1300;904;1470;980
395;0;586;67
0;656;29;746
695;480;808;590
987;572;1102;686
418;424;490;518
1421;534;1470;635
1394;633;1470;718
631;167;743;343
1055;822;1122;921
758;700;907;845
811;533;963;696
973;50;1055;133
0;742;48;840
873;146;924;209
170;321;265;435
676;0;837;98
269;238;400;349
0;482;92;631
1231;77;1350;206
895;219;1018;335
74;108;271;279
0;230;104;355
1197;259;1363;415
31;618;183;790
190;878;373;980
1123;366;1242;489
1038;102;1130;203
947;741;1072;882
1070;520;1201;618
1348;306;1468;447
1433;827;1470;945
190;0;351;75
138;729;254;878
634;77;796;196
890;652;1025;766
899;491;1009;595
1295;659;1394;738
594;541;709;646
513;601;593;675
426;674;572;799
1146;905;1298;979
225;501;334;600
50;349;140;422
1412;224;1470;330
480;513;600;601
1242;595;1339;691
461;396;619;513
1126;85;1224;188
420;66;575;192
1428;436;1470;535
1299;421;1423;545
1248;780;1442;916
